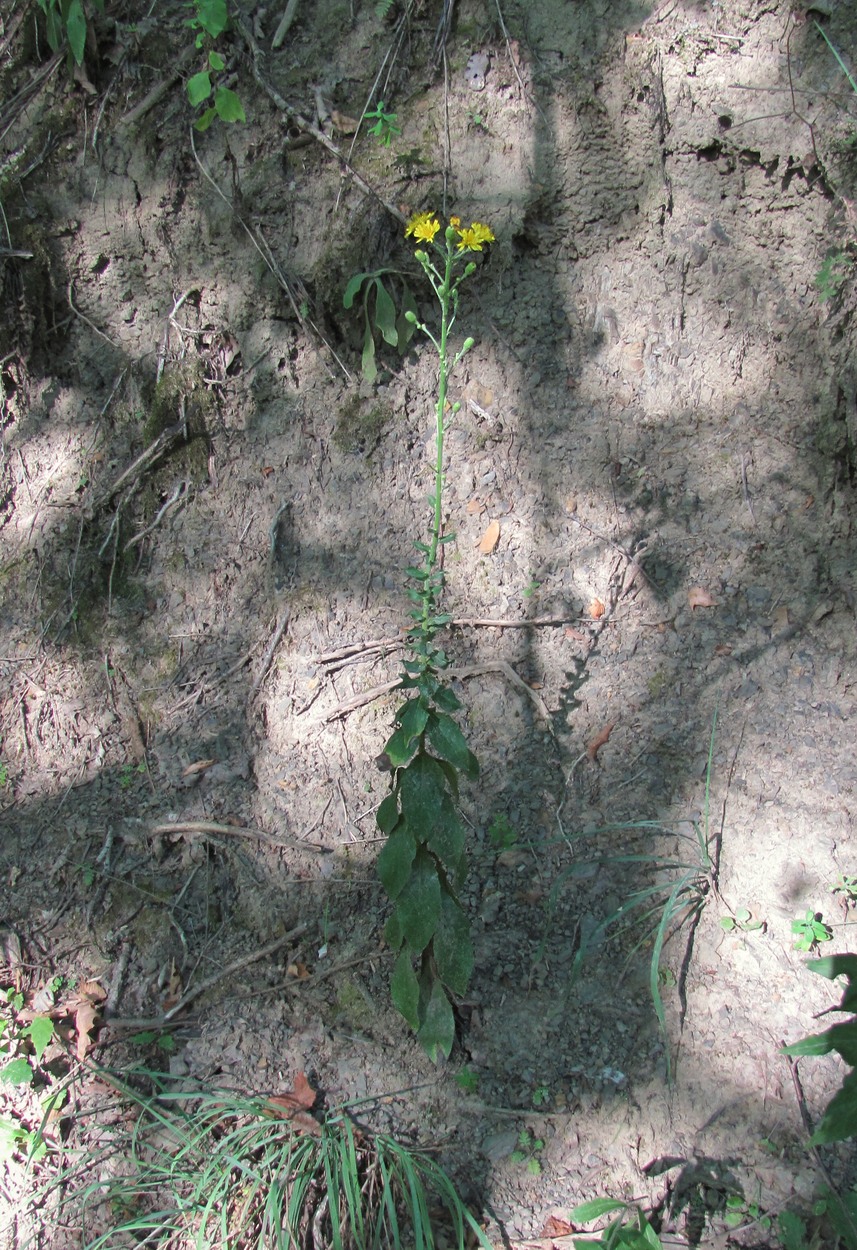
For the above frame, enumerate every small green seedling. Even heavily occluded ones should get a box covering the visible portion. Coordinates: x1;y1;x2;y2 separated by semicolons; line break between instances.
792;910;833;952
783;955;857;1145
488;812;517;851
0;989;54;1087
130;1029;177;1054
723;1194;771;1232
532;1084;549;1108
720;906;764;933
365;100;401;146
467;111;489;132
832;875;857;909
36;0;105;66
187;51;246;130
569;1198;664;1247
510;1128;544;1175
343;270;417;383
119;760;147;789
815;249;853;303
522;574;541;599
454;1066;479;1094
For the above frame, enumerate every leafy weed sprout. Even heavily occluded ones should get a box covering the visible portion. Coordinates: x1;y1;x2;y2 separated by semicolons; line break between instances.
371;211;494;1060
52;1069;489;1250
547;711;722;1079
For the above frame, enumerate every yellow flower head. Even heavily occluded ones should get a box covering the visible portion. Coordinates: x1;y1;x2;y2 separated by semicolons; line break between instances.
455;221;496;252
449;215;461;228
405;211;441;244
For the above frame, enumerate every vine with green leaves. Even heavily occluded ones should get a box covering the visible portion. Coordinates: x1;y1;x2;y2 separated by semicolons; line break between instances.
372;211;495;1061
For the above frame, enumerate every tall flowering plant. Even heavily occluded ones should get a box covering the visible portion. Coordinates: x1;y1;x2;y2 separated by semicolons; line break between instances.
375;212;495;1060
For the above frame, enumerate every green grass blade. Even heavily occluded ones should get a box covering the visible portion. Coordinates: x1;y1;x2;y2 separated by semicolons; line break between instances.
816;21;857;95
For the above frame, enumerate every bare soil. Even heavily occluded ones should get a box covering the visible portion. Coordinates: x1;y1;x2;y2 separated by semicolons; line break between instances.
1;0;857;1245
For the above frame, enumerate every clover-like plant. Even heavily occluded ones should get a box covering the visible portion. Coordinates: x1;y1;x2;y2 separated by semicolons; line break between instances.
375;211;494;1060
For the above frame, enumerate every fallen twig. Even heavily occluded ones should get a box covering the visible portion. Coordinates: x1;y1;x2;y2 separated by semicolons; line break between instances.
321;660;553;724
163;922;309;1020
151;820;330;853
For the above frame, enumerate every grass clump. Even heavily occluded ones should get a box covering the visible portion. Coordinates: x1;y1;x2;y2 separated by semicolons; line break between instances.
52;1068;489;1250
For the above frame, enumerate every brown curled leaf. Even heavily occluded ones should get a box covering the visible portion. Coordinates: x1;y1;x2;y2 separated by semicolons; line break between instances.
477;520;501;554
587;721;615;761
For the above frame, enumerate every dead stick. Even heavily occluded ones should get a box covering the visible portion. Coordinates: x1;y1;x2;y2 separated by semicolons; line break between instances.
248;608;290;701
236;15;406;226
314;616;586;665
151;820;329;853
164;923;308;1019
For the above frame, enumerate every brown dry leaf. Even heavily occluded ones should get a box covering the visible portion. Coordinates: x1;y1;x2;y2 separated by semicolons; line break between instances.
265;1072;318;1120
564;626;589;643
162;960;183;1011
688;585;717;609
73;986;105;1060
589;597;605;619
714;643;733;656
495;850;529;870
181;759;216;777
772;605;790;630
477;520;500;554
330;109;359;134
587;721;615;761
542;1216;574;1238
286;962;310;980
466;498;484;515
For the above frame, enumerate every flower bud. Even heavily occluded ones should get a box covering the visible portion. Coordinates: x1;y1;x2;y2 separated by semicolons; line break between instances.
404;310;418;323
464;262;477;277
461;336;475;354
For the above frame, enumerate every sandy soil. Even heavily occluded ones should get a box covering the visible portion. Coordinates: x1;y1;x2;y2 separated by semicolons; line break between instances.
1;0;857;1244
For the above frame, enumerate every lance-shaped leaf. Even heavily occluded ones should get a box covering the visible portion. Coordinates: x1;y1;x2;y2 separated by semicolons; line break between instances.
434;890;473;996
391;950;420;1030
396;848;441;952
427;712;478;779
398;753;448;842
416;976;455;1062
376;791;400;835
426;793;466;887
377;824;415;900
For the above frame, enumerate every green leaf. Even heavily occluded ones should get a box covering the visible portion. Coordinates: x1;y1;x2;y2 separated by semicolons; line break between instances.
27;1017;54;1064
416;977;455;1062
808;955;857;1012
384;725;418;769
214;86;246;123
361;321;377;383
396;848;441;952
426;794;466;886
208;49;225;70
195;0;228;37
377;792;400;835
187;70;213;106
398;753;449;842
397;698;429;743
432;685;462;713
777;1211;809;1250
0;1058;33;1086
65;0;86;64
434;891;473;995
194;105;217;132
343;273;369;309
377;825;416;900
384;910;403;950
570;1200;629;1222
811;1069;857;1144
787;1020;857;1065
426;712;478;779
782;1030;836;1058
373;279;399;347
391;950;420;1029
